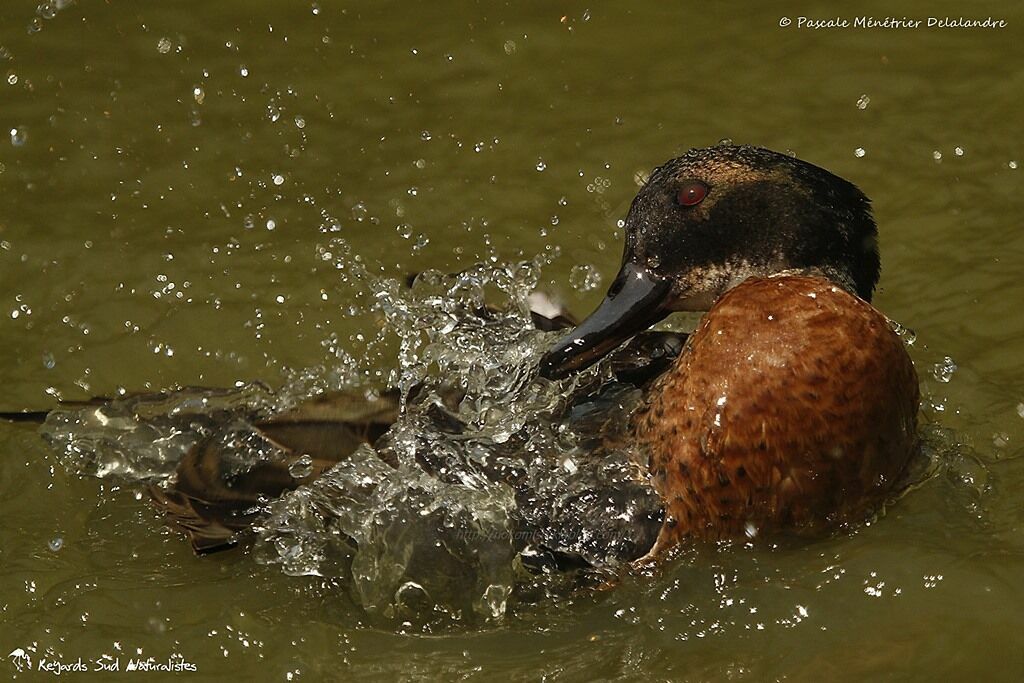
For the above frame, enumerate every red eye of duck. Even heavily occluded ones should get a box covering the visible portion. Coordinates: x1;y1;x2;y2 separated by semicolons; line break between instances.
677;181;708;207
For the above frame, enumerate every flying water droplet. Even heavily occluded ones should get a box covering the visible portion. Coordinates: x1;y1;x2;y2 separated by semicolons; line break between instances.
569;264;602;292
932;356;957;383
289;454;314;479
480;584;509;619
9;127;26;147
888;320;916;345
37;1;57;20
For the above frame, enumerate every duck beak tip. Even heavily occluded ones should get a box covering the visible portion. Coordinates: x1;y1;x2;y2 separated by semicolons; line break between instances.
537;262;670;380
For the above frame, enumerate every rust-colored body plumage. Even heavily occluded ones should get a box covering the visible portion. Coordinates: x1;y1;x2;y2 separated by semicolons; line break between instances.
635;275;919;551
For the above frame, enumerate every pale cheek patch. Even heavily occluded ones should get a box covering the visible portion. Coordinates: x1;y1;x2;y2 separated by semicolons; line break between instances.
671;259;766;310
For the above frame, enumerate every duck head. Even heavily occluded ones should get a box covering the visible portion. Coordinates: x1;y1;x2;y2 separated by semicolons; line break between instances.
539;145;880;379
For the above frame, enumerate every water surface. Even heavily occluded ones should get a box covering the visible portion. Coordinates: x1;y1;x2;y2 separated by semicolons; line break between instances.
2;1;1023;680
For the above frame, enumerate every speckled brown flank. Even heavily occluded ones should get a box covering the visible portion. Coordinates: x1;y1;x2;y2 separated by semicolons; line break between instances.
634;275;919;553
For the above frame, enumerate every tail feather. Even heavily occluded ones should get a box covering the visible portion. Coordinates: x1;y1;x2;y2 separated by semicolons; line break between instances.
0;410;51;424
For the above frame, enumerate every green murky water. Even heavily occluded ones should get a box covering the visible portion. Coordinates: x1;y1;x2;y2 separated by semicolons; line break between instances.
2;1;1023;680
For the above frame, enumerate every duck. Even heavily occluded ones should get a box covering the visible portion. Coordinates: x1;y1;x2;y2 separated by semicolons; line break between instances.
539;144;920;557
5;144;920;568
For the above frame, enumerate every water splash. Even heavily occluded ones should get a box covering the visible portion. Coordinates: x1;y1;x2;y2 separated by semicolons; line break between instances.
40;383;277;482
254;441;517;625
38;250;661;629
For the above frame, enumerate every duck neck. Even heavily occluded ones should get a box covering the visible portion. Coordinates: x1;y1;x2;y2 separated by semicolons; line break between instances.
766;266;862;300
